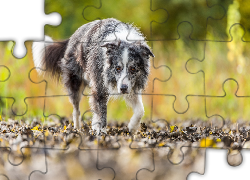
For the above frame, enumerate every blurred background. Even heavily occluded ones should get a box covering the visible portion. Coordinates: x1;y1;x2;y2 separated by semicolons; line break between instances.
1;0;250;124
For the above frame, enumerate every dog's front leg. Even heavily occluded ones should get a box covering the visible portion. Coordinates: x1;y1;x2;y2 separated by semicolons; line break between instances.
90;93;108;134
127;94;144;132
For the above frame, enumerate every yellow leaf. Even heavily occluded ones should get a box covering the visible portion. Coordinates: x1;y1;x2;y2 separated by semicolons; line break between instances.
158;142;165;147
200;137;216;148
170;125;175;132
200;138;206;148
31;126;39;131
206;138;215;147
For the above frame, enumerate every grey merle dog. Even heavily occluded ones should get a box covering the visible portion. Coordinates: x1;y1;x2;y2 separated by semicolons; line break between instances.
32;18;154;133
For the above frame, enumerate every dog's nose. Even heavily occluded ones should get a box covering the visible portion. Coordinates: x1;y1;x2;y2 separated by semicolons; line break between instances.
120;84;128;94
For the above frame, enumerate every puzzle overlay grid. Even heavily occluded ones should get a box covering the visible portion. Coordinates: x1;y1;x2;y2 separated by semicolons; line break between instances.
0;0;250;179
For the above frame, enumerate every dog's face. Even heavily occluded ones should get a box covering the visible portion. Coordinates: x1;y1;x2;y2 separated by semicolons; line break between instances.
102;40;154;94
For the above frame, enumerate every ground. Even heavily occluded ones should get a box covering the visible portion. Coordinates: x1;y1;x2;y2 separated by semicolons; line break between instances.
0;117;248;179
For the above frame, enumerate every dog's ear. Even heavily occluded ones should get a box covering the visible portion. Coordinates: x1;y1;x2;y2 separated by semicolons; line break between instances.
140;44;154;58
134;42;154;58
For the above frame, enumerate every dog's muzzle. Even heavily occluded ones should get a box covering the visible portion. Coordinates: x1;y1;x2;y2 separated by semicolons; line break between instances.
120;84;128;94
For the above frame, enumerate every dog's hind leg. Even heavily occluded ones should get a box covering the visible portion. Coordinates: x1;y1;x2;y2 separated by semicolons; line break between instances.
126;94;144;132
70;82;85;129
63;73;84;129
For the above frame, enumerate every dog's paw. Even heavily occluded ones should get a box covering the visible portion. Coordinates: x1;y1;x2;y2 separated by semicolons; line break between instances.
92;123;101;134
73;123;80;130
128;122;140;133
92;123;106;135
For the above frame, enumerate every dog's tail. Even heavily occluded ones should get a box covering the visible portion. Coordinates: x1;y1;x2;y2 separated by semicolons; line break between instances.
32;36;69;80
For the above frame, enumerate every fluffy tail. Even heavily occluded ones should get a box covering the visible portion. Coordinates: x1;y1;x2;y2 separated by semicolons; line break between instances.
32;36;69;80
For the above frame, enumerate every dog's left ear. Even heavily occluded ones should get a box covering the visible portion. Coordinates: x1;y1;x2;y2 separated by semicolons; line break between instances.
135;42;154;58
140;44;155;58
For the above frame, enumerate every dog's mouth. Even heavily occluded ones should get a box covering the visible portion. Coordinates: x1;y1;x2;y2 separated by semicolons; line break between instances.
120;90;128;94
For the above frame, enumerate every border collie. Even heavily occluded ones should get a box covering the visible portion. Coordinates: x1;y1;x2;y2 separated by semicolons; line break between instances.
32;18;154;134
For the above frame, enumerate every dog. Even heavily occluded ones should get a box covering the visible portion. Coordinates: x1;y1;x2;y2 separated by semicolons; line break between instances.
32;18;154;133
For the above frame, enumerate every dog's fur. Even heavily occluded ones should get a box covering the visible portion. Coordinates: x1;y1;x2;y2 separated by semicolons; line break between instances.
32;18;154;133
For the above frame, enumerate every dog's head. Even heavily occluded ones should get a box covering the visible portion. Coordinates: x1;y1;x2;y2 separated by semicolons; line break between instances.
102;40;154;94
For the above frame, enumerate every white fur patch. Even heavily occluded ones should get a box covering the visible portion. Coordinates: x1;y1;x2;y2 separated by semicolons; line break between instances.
104;23;144;42
121;48;129;85
32;36;53;74
117;48;131;93
122;48;128;67
127;94;144;132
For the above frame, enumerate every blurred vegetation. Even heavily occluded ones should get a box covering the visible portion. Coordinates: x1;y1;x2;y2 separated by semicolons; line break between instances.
1;0;250;123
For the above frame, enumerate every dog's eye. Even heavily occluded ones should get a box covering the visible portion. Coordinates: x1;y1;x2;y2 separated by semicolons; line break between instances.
107;49;112;54
116;66;122;72
129;66;136;73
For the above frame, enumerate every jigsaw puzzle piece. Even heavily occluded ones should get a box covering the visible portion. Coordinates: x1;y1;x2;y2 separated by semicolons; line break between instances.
0;123;47;180
0;41;46;118
45;1;91;40
31;145;115;179
151;0;225;41
188;149;250;180
80;0;168;40
0;0;61;58
220;0;250;42
97;145;154;180
137;147;205;180
0;147;47;180
187;24;250;97
151;94;224;142
144;22;204;113
205;79;250;125
203;79;250;165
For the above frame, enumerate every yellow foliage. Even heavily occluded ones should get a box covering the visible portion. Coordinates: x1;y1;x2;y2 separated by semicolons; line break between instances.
170;126;175;132
31;126;39;131
200;137;217;148
158;142;165;147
